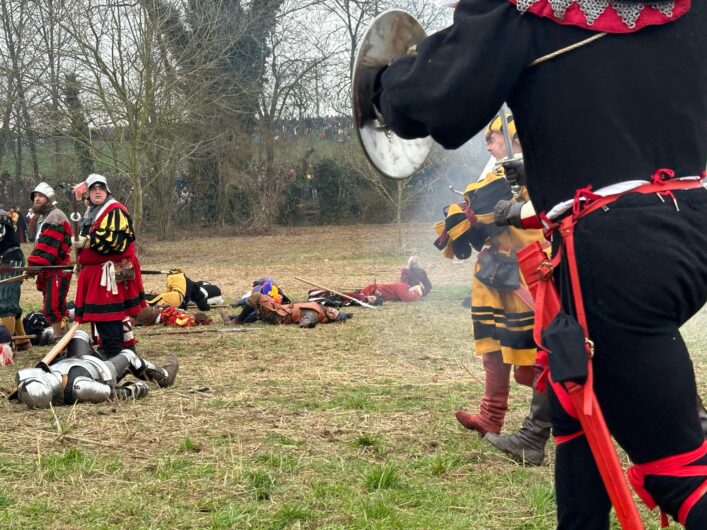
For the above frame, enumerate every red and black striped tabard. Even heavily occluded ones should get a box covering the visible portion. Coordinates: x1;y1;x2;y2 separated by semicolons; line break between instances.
27;208;73;294
74;200;146;322
27;208;72;269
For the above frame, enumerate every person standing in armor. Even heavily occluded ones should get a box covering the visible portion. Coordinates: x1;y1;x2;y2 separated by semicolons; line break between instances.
435;116;550;465
374;0;707;527
12;330;178;408
26;182;73;340
73;174;147;358
0;210;31;351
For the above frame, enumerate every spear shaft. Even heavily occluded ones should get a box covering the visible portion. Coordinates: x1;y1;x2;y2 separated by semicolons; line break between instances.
138;327;257;337
0;273;30;285
0;265;169;275
294;276;377;309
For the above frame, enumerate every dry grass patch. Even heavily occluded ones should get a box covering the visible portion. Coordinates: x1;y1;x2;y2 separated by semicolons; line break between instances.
0;223;702;529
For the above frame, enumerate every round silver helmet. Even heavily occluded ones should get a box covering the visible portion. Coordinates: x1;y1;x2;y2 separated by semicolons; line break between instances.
15;368;62;409
30;182;56;205
85;173;111;194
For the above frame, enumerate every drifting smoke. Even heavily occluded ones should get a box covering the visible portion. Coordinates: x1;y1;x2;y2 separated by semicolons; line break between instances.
406;130;490;221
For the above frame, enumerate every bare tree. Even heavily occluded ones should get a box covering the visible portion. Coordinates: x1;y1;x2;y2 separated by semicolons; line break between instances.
0;0;42;177
242;0;330;228
45;0;236;235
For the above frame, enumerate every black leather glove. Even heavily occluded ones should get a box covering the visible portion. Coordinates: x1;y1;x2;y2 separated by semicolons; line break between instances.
501;158;526;188
494;199;527;228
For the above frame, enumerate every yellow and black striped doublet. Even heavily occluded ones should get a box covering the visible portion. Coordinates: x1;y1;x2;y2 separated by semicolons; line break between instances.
90;208;135;255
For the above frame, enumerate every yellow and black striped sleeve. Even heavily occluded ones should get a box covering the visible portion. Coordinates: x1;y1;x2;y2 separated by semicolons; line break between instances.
89;208;135;255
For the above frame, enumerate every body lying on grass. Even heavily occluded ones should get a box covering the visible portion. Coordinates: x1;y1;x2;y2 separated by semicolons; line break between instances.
10;329;178;408
230;277;292;324
222;292;351;329
341;256;432;304
147;268;223;311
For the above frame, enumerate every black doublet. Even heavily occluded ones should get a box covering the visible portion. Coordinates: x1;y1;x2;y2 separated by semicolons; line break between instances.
376;1;707;527
375;0;706;211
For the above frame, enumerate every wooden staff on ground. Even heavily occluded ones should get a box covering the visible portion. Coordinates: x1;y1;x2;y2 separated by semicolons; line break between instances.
10;334;37;342
138;327;257;337
294;277;378;309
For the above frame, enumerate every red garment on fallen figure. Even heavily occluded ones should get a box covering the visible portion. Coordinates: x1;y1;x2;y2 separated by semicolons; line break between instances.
399;266;432;295
358;282;422;302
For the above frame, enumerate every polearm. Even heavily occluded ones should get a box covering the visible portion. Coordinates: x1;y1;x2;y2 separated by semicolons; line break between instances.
0;273;30;285
294;276;378;309
0;265;170;275
138;327;258;337
0;264;73;274
67;184;83;255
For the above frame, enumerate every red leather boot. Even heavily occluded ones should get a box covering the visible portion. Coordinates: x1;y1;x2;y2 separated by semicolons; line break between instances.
455;350;511;435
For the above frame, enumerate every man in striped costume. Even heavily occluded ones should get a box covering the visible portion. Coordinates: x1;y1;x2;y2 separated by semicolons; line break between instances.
27;182;73;340
435;116;550;465
73;174;148;359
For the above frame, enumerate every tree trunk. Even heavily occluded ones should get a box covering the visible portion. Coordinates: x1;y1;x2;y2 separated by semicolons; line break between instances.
131;177;144;237
17;86;39;177
14;126;22;179
0;78;15;169
63;73;95;176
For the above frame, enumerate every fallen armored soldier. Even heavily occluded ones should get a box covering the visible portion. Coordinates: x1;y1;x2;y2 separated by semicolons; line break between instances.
132;305;212;327
222;292;351;329
11;329;178;408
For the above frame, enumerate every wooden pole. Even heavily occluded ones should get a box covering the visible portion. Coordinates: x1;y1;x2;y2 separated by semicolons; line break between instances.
293;277;377;309
10;334;37;342
0;273;29;285
37;322;81;371
138;327;257;337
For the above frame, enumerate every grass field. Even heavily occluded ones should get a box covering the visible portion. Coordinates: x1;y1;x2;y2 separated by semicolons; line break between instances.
0;223;704;529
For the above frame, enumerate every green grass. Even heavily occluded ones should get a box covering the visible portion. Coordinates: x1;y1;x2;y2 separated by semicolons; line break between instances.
0;224;697;529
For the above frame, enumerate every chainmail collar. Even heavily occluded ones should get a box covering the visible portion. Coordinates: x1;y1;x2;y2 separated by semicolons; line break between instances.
515;0;676;28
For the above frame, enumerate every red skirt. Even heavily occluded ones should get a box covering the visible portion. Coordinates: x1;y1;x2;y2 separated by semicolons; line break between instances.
74;255;146;322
